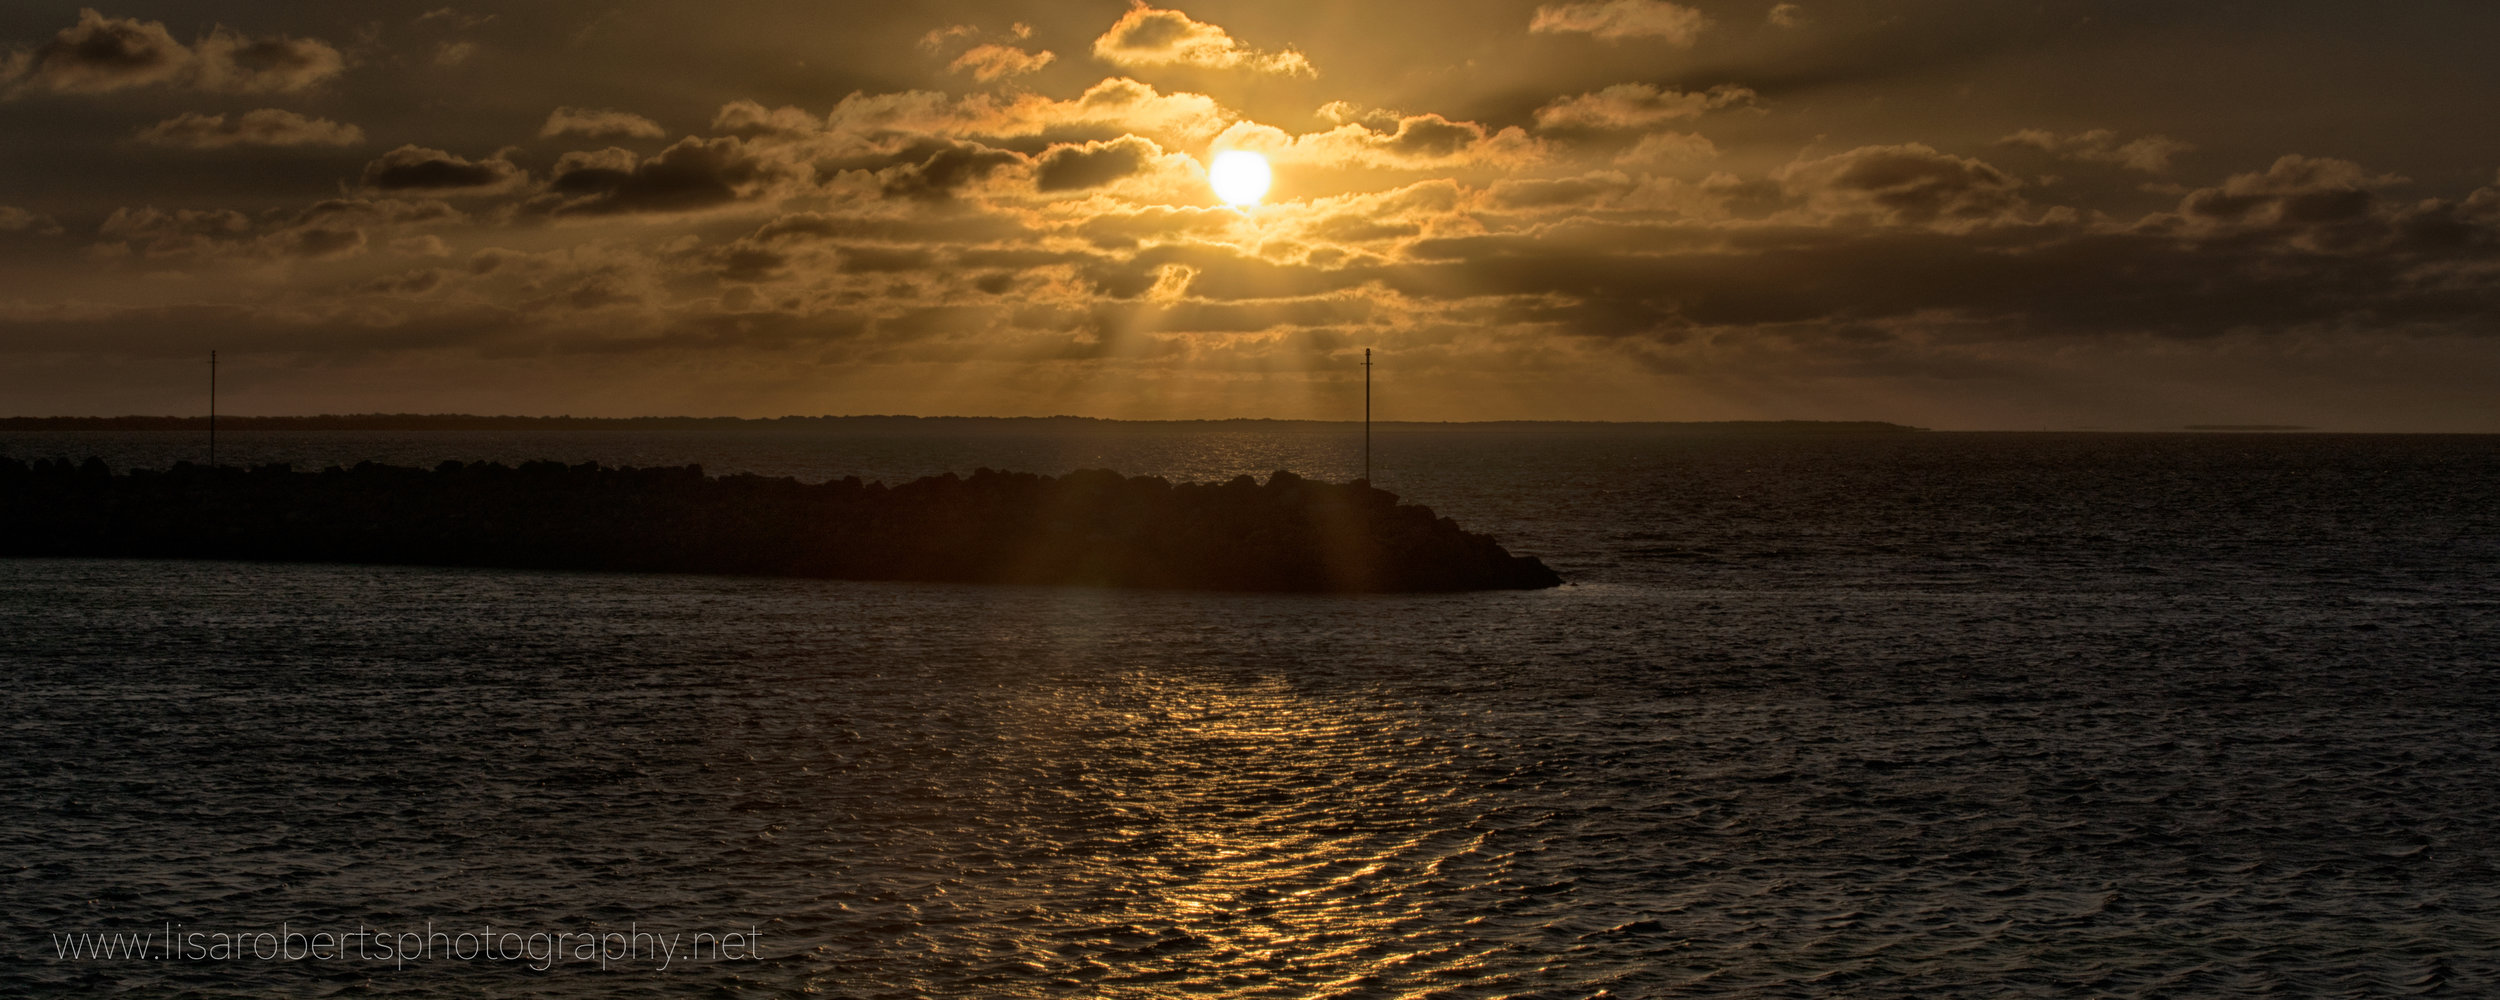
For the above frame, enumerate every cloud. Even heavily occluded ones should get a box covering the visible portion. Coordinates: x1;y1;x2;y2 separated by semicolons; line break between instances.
1614;131;1717;169
0;206;64;236
917;25;981;52
817;78;1235;152
433;41;478;67
950;44;1055;82
1092;3;1315;77
1484;171;1639;212
1529;0;1709;45
2;10;344;96
541;107;667;140
15;6;2493;429
2000;128;2193;174
1768;3;1808;28
88;200;452;264
90;206;244;258
540;136;809;215
5;9;190;95
1776;143;2029;227
192;27;345;93
1036;137;1160;192
1213;113;1540;173
1350;150;2499;380
872;139;1025;201
2139;155;2469;254
361;145;528;195
136;109;364;149
711;100;823;138
2173;156;2397;226
1534;83;1755;131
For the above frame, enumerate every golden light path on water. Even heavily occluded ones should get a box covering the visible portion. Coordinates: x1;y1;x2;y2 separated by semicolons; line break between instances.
826;589;1533;995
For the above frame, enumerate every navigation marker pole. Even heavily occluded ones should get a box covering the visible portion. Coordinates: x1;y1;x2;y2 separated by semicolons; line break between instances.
1362;348;1372;483
209;349;217;468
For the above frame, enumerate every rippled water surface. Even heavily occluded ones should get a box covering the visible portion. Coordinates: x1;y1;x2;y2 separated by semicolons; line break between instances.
4;428;2499;997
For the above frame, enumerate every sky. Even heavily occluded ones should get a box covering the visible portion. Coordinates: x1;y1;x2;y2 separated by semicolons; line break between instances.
2;1;2497;429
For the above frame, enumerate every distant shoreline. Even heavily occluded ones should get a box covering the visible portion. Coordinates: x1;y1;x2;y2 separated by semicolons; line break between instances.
0;414;1927;433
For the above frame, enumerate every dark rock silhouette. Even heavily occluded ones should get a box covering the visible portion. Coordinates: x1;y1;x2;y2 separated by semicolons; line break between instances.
0;457;1562;592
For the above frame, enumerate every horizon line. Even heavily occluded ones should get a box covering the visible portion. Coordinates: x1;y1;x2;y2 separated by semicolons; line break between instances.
2;413;1931;429
0;414;2456;433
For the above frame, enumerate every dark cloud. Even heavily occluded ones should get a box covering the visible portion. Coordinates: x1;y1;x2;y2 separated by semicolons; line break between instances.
541;136;803;215
2146;155;2498;256
1035;137;1156;192
361;145;527;195
265;224;366;260
2;10;343;97
1380;172;2500;349
1778;143;2030;227
2172;156;2388;222
192;27;344;94
136;109;363;149
5;9;190;95
876;140;1023;201
1382;115;1479;159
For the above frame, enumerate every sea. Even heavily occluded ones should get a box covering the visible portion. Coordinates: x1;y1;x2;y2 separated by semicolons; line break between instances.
2;424;2496;998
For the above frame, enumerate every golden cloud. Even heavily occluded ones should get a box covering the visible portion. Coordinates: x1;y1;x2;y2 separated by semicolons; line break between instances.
1528;0;1709;44
1091;3;1315;77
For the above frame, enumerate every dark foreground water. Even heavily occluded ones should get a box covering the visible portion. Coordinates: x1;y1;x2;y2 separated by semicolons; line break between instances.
4;428;2498;997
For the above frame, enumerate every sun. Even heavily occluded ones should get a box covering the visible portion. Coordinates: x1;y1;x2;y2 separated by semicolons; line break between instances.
1208;150;1272;206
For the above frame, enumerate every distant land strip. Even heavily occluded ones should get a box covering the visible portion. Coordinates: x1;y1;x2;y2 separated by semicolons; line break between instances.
2183;425;2312;432
0;414;1924;433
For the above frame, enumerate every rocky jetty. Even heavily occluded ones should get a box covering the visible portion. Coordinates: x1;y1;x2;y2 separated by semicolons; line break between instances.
0;457;1562;593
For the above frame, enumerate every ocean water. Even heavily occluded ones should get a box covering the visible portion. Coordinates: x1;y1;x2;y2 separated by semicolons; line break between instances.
4;427;2498;997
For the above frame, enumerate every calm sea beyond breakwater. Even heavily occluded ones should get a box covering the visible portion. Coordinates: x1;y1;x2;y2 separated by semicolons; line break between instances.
4;423;2498;997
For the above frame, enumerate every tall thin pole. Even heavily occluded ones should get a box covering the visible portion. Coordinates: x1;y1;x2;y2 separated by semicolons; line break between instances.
1362;348;1372;482
208;349;217;468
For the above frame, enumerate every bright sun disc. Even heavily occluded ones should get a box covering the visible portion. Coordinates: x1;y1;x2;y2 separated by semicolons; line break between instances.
1208;150;1272;206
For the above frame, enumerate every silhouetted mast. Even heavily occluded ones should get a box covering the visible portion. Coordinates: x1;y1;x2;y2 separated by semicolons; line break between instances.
208;349;217;468
1362;348;1372;482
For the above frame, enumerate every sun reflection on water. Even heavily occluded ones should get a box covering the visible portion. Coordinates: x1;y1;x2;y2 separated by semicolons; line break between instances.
791;595;1528;995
